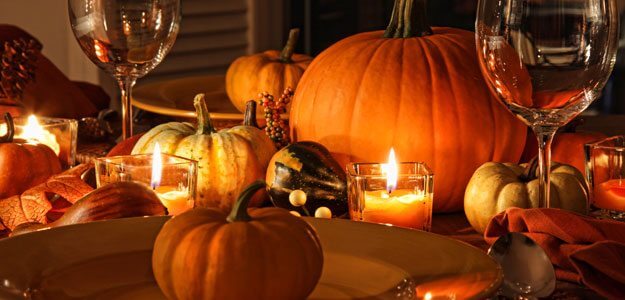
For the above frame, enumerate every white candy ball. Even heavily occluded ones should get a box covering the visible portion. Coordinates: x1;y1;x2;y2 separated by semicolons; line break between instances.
289;190;307;207
289;211;301;217
314;206;332;219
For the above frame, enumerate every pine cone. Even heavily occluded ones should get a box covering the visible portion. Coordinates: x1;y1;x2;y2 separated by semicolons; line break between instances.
0;38;41;105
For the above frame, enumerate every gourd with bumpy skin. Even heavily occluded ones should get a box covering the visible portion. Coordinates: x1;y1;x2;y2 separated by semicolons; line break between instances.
132;94;264;211
0;113;62;198
152;180;323;300
289;0;526;212
464;159;589;233
225;28;312;114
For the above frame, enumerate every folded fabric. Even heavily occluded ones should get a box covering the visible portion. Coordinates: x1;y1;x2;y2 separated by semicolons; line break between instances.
484;208;625;299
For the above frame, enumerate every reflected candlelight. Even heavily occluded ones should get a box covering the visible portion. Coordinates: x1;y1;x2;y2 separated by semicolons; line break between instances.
21;115;60;155
348;150;434;231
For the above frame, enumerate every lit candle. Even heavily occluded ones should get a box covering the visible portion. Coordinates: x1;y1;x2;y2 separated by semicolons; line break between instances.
593;179;625;212
361;149;433;230
151;143;193;215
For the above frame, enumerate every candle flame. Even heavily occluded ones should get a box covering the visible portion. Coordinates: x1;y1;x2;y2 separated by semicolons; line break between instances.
151;143;162;189
22;115;60;155
384;148;398;194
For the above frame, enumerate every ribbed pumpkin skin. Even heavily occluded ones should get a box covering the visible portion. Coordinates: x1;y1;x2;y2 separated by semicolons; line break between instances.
133;127;263;210
226;50;311;113
152;207;323;300
132;96;264;211
0;142;62;198
228;125;276;169
289;28;526;212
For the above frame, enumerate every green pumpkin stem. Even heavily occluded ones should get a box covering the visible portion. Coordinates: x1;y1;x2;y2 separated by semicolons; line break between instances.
193;94;216;134
243;100;260;128
0;113;15;143
384;0;432;38
279;28;300;63
227;180;267;222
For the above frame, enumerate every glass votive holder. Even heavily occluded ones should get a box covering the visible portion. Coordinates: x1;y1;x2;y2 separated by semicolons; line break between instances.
347;162;434;231
95;154;198;215
0;116;78;168
585;136;625;220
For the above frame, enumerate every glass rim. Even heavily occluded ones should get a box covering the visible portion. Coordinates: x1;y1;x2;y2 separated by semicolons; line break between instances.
12;116;78;124
586;136;625;151
96;153;198;167
346;161;434;177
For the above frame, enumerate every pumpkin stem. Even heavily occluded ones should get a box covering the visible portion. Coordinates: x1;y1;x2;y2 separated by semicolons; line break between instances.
193;94;216;135
0;113;15;143
384;0;432;38
279;28;300;63
227;180;267;222
522;157;540;181
243;100;260;128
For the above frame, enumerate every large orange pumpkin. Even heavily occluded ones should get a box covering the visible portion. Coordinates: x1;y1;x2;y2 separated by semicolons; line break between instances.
289;0;526;212
225;29;312;114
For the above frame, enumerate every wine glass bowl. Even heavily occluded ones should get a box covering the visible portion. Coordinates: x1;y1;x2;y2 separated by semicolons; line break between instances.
68;0;181;139
476;0;619;207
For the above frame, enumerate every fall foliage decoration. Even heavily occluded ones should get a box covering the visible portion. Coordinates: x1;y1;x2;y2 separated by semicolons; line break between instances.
0;38;41;105
259;87;293;148
0;163;93;233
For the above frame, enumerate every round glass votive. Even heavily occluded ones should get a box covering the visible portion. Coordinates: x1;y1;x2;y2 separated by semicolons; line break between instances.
95;154;198;215
347;162;434;231
585;136;625;220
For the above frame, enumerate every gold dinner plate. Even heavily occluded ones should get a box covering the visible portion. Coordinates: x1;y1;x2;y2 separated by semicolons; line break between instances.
0;217;502;299
131;75;242;120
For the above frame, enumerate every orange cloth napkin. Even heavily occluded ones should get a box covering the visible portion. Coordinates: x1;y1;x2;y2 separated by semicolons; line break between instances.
484;208;625;299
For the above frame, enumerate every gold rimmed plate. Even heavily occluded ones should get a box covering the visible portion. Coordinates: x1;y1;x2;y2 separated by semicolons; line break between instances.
0;217;502;299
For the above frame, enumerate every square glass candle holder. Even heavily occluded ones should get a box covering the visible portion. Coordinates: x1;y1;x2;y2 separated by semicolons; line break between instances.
585;136;625;220
347;162;434;231
95;154;198;215
1;116;78;168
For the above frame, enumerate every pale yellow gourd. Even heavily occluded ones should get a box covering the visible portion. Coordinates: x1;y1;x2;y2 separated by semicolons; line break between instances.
464;160;588;233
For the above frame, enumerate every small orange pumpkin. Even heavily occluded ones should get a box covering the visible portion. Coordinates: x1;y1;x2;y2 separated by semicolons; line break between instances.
0;113;62;198
152;181;323;300
226;28;312;114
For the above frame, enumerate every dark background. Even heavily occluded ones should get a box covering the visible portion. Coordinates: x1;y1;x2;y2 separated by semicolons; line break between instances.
287;0;625;114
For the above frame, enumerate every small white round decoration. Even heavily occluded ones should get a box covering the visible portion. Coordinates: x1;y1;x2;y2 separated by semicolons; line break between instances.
314;206;332;219
289;190;307;207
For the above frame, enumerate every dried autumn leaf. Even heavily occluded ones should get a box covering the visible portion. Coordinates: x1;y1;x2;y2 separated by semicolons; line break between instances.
0;164;93;231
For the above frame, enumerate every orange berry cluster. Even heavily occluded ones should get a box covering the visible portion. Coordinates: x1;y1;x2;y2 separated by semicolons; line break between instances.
259;87;293;148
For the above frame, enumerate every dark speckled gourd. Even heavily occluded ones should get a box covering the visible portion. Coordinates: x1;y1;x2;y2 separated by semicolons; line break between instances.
266;141;347;217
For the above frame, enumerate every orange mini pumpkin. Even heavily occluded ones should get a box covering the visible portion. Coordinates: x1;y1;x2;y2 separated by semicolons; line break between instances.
0;113;62;198
226;29;312;114
289;0;526;212
152;181;323;300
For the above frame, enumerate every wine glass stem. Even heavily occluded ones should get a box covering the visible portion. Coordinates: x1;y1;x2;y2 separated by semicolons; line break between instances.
532;126;557;208
117;77;137;140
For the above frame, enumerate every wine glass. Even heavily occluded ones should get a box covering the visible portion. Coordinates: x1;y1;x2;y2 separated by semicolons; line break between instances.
476;0;619;208
68;0;181;140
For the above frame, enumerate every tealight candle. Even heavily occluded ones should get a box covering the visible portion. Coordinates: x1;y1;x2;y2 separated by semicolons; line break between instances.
347;149;434;231
0;115;77;168
95;144;197;215
586;136;625;220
